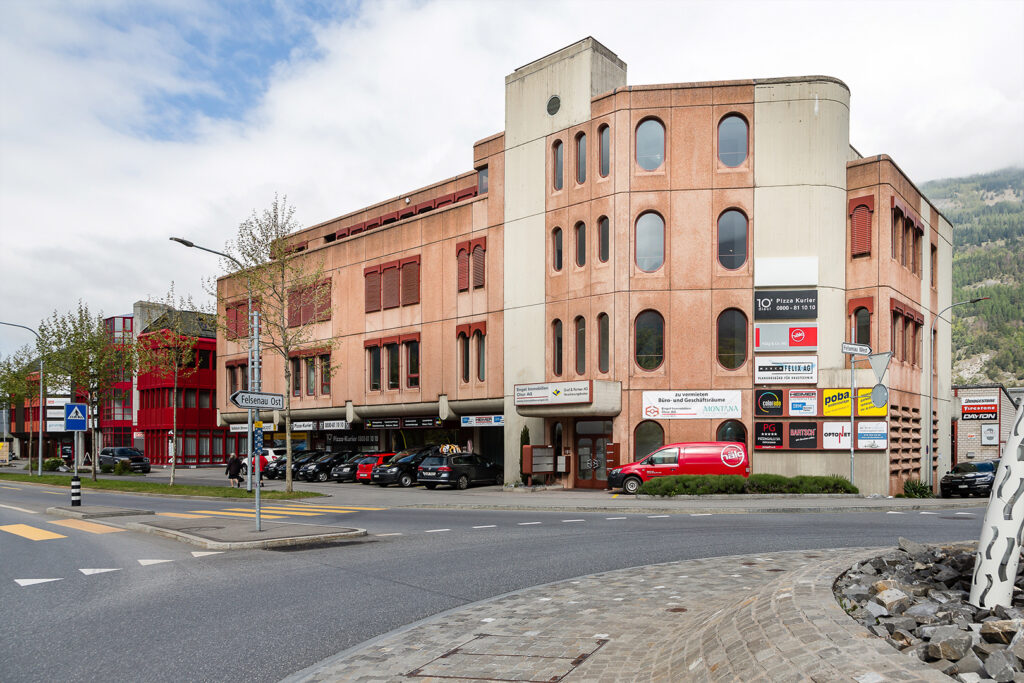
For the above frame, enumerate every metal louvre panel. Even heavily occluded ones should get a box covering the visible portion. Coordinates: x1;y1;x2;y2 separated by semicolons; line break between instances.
381;266;400;309
401;261;420;305
472;246;485;288
364;271;381;313
851;204;871;256
457;250;469;291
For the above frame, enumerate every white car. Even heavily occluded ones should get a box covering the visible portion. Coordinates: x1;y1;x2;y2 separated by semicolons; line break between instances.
240;448;287;475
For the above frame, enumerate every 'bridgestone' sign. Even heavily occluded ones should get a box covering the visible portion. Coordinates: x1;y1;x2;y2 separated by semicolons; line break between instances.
229;391;285;410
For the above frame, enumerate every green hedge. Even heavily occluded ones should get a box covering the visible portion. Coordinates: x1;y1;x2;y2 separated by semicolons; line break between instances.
638;473;858;497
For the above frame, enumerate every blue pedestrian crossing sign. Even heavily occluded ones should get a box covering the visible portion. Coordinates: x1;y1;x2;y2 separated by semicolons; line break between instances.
64;403;88;432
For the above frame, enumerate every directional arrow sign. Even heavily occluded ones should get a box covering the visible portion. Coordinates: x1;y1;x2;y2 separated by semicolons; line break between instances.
841;342;872;356
229;391;284;410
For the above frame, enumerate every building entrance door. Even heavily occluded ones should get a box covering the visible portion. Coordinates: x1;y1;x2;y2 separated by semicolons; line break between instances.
573;419;612;489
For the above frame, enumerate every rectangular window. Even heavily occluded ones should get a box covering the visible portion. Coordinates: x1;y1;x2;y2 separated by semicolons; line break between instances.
320;355;331;395
240;363;248;390
891;313;899;359
382;265;400;309
400;258;420;305
406;341;419;388
477;166;488;194
476;333;485;381
364;268;381;313
291;358;301;396
931;245;937;287
305;357;316;395
472;246;485;288
184;388;197;409
850;203;871;256
289;281;331;327
367;346;381;391
386;343;399;390
199;390;211;409
457;248;470;291
228;365;238;396
226;302;249;339
459;334;470;383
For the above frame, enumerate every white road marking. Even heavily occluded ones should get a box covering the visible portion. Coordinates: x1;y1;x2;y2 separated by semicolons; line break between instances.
0;503;37;514
374;533;402;537
472;525;496;529
138;559;173;566
653;585;665;589
594;633;609;638
191;551;223;558
518;522;541;525
919;511;939;515
562;519;584;523
538;597;552;602
613;597;624;601
79;568;121;575
886;511;905;515
606;517;626;520
691;513;712;517
647;515;670;518
424;528;450;533
955;512;975;516
481;618;495;623
15;578;62;587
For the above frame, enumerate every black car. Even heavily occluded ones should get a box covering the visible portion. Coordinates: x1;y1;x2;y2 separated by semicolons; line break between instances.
98;447;151;473
299;452;352;482
372;447;435;487
264;450;313;480
940;460;998;498
417;452;502;490
331;453;372;483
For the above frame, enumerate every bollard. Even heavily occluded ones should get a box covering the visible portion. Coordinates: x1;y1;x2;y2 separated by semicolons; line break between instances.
71;476;81;507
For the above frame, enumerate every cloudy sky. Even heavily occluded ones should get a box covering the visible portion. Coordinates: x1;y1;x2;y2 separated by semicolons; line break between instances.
1;0;1022;357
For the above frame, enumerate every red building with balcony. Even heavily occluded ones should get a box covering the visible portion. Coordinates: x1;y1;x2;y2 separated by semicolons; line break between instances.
98;315;134;448
136;311;230;466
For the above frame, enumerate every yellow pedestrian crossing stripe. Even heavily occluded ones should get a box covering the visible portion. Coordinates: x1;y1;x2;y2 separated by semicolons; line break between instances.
189;510;288;519
49;519;123;534
284;504;386;511
156;512;210;519
1;524;66;541
0;485;21;490
233;507;323;516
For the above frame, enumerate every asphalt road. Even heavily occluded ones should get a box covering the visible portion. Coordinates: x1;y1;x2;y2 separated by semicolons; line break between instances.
0;480;988;683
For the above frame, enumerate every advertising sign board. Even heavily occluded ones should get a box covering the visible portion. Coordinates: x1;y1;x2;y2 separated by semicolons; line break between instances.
754;390;784;416
755;422;784;449
46;420;66;432
460;415;505;427
788;422;818;449
321;420;350;430
822;389;852;417
754;323;818;352
365;418;401;429
822;422;852;449
753;290;818;320
788;390;818;416
291;421;316;431
961;396;999;421
754;356;817;384
856;422;888;449
856;388;888;416
402;417;443;428
641;391;742;420
514;381;592;406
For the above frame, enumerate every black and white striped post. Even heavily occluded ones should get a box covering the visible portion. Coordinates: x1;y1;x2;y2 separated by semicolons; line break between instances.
70;475;81;507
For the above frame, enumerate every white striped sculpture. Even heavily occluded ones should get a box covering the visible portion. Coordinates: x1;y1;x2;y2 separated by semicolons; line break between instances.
970;400;1024;608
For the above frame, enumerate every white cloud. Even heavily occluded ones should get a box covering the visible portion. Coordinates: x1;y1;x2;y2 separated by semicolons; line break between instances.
1;0;1022;356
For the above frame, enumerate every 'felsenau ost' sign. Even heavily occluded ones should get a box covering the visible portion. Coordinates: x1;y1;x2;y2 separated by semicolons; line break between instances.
754;356;818;384
514;381;592;406
642;391;742;420
753;290;818;320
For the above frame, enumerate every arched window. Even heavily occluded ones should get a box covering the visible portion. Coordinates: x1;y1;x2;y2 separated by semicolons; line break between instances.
717;209;748;269
475;331;486;381
599;124;610;177
597;312;609;373
634;421;664;462
598;216;610;263
717;309;748;369
553;140;563;191
575;316;586;374
716;420;747;446
634;310;664;370
855;307;871;346
552;228;563;271
552;319;563;376
636;119;665;171
576;133;586;184
635;212;664;272
718;115;748;167
459;333;470;383
575;222;586;267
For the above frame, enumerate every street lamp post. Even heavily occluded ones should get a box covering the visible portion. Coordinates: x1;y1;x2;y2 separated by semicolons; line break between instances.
170;237;263;530
925;297;989;488
0;322;44;476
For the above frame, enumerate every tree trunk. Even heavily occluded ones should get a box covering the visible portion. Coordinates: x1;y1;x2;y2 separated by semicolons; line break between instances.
170;359;179;486
90;395;99;481
27;419;34;476
284;365;292;493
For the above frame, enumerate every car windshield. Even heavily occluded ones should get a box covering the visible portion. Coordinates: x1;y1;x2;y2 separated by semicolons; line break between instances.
951;462;995;474
312;453;334;463
421;455;446;467
358;457;377;464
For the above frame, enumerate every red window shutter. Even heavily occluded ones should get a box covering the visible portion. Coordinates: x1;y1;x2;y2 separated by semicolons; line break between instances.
226;306;237;338
299;286;314;325
238;303;249;338
288;290;301;327
851;205;871;256
316;282;331;322
472;246;485;288
382;266;400;309
365;271;381;313
457;249;469;291
401;261;420;305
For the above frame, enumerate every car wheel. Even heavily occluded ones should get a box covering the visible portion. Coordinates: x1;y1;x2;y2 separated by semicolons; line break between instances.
318;471;328;482
622;477;642;495
377;483;389;487
940;490;949;498
399;473;414;488
424;483;436;490
456;475;469;490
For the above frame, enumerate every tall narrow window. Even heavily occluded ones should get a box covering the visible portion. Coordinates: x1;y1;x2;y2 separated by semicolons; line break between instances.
931;245;937;287
382;265;400;309
598;216;609;262
364;268;381;313
228;365;238;395
553;140;563;191
635;212;664;272
305;357;316;395
891;212;900;261
472;245;485;288
320;355;331;394
635;119;664;171
575;316;586;375
457;247;470;291
634;310;664;370
386;343;399;390
598;312;609;373
552;319;563;376
400;258;420;305
854;307;870;346
406;340;419;388
599;124;610;177
575;222;586;267
475;332;485;381
716;309;748;370
717;209;747;269
717;115;748;167
576;133;586;184
459;333;470;383
367;346;381;391
477;166;488;194
291;358;301;396
552;228;563;271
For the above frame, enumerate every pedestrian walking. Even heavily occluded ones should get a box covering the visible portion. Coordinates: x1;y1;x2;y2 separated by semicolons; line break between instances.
225;452;242;488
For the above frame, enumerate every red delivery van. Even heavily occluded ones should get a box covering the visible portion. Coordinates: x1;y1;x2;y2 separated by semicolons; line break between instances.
607;442;749;494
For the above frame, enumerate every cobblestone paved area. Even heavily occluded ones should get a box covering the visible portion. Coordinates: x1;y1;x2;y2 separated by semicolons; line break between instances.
286;547;952;682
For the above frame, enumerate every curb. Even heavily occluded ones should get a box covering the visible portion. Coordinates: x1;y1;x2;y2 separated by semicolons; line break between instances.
122;521;367;550
0;477;324;502
46;506;155;519
381;501;983;514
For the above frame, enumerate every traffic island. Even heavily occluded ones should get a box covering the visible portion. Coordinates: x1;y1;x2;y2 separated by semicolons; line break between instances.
47;505;155;519
124;516;366;550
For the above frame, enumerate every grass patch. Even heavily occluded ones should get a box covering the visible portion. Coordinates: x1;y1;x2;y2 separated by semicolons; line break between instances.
0;473;322;499
638;473;858;497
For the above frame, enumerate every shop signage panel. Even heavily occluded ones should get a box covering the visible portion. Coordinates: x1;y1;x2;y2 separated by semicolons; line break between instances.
46;420;66;432
856;421;888;449
755;422;784;449
46;397;70;407
46;408;65;419
460;415;505;427
961;396;999;421
982;424;999;445
514;381;592;406
822;422;852;450
402;417;443;428
641;390;742;420
365;418;401;429
822;389;852;417
856;389;888;417
753;290;818;320
788;390;818;416
754;356;817;384
322;420;349;430
327;432;379;447
788;422;818;449
754;390;784;416
291;421;316;431
754;323;818;352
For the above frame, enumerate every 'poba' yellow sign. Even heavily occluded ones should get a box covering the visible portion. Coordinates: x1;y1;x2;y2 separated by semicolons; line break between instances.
822;389;851;416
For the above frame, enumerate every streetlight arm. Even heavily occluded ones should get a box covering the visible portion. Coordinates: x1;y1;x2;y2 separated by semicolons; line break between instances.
169;237;243;270
0;321;44;476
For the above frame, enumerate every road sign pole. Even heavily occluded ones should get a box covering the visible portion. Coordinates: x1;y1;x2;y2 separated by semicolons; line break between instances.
253;308;262;531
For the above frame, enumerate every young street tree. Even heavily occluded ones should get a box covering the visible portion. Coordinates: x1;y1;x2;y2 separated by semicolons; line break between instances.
37;302;136;481
0;346;41;474
219;195;333;493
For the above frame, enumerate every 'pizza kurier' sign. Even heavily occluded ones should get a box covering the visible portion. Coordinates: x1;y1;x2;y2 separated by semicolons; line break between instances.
754;290;818;320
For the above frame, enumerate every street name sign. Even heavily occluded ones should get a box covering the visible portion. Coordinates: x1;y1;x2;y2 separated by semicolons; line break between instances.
841;342;871;356
63;403;88;432
229;391;284;410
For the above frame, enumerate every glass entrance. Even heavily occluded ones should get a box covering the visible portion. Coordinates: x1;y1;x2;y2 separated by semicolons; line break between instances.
574;419;612;489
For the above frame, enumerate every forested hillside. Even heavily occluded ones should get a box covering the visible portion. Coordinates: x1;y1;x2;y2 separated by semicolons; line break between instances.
921;167;1024;386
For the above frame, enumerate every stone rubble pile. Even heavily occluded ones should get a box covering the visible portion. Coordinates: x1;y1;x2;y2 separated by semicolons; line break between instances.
835;538;1024;682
